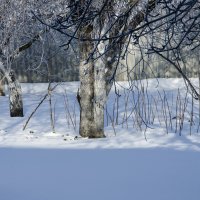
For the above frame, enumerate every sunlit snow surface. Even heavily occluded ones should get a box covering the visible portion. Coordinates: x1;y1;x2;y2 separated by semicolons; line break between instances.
0;79;200;200
0;78;200;150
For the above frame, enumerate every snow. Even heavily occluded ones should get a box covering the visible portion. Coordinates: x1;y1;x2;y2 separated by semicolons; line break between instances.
0;148;200;200
0;78;200;200
97;41;105;54
0;78;200;149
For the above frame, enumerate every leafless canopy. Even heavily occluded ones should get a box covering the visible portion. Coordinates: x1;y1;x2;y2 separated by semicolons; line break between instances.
34;0;200;96
33;1;199;53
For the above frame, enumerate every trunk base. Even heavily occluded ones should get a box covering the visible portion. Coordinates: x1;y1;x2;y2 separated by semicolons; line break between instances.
0;91;5;96
80;128;105;138
10;109;24;117
88;132;106;139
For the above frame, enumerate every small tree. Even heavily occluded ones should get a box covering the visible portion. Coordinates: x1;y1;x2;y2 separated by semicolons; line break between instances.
0;0;63;117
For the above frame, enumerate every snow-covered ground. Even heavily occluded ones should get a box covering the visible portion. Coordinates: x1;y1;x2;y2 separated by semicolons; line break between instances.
0;78;200;150
0;148;200;200
0;78;200;200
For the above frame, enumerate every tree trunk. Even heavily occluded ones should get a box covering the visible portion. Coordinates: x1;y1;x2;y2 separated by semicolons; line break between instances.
0;79;5;96
79;41;105;138
93;56;106;137
6;70;24;117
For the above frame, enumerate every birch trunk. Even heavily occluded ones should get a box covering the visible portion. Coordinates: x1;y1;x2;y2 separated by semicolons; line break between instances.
0;79;5;96
6;70;24;117
93;56;106;137
79;41;95;137
79;41;106;138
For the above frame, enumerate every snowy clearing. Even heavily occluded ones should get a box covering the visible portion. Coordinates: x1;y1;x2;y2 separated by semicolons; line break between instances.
0;78;200;150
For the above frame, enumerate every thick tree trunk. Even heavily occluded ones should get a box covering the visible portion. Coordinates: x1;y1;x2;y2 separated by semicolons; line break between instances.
79;41;105;138
79;41;95;137
6;70;24;117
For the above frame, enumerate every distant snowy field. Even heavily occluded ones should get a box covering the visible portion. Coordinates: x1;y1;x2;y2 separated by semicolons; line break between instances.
0;78;200;200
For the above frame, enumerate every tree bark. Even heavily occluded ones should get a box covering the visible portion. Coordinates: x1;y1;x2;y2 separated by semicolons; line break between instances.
0;79;5;96
93;56;106;138
6;70;24;117
79;41;105;138
79;41;95;137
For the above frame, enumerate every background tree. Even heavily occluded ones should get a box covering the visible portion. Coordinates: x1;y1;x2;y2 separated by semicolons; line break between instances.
0;0;69;116
0;0;30;116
